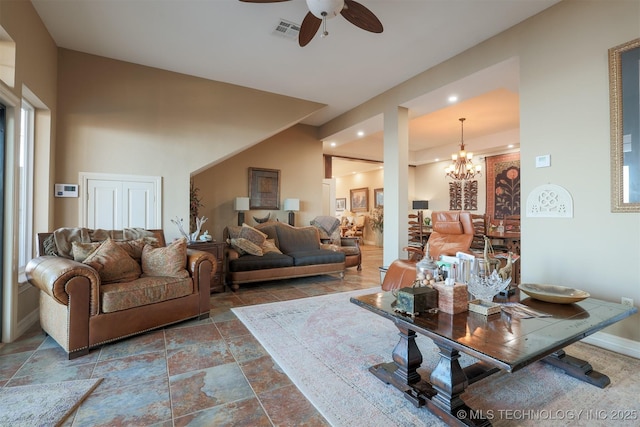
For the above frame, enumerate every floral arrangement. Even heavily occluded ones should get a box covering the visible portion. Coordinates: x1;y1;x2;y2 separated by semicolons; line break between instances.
369;207;383;233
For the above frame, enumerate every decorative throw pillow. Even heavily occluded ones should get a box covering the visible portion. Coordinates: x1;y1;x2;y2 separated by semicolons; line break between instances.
141;237;190;278
226;225;242;240
116;237;159;261
239;223;268;246
261;238;282;254
72;241;101;262
230;238;263;256
82;239;142;284
43;234;58;256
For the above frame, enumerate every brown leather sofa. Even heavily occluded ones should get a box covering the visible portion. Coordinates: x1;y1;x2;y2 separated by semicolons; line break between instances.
225;222;346;290
26;228;215;359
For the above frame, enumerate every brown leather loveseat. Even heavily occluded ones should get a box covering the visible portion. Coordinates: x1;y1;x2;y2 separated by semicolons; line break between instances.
26;228;215;359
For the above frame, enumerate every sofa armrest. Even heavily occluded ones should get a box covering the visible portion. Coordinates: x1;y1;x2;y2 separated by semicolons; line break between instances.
186;249;216;313
340;237;360;248
186;249;217;279
225;246;241;260
26;256;100;315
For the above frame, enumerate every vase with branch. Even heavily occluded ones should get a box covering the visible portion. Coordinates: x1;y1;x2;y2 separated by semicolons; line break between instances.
190;180;204;233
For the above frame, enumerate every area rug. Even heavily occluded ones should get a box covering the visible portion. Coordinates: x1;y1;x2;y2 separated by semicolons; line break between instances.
232;289;640;427
0;378;102;427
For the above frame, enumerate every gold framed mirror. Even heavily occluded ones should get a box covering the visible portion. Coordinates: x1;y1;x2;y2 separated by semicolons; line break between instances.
609;38;640;212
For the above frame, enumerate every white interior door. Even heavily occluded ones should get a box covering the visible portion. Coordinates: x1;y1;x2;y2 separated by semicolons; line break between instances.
322;178;336;216
81;173;161;229
87;179;122;229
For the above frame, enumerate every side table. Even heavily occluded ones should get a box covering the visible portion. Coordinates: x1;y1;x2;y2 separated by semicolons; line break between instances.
187;241;225;293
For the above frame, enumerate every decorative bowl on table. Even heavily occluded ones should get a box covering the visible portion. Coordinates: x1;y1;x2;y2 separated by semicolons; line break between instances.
467;270;512;302
519;283;590;304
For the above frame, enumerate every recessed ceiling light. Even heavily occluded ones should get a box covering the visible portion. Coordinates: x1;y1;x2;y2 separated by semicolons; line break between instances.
448;95;458;103
357;131;365;137
508;144;514;148
330;142;336;147
435;158;440;162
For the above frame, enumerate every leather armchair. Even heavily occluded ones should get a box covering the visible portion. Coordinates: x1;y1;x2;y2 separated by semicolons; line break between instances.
427;211;475;260
26;229;215;359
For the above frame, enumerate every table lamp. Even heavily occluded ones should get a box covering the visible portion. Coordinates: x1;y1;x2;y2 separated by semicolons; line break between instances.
234;197;250;226
412;200;429;225
284;198;300;226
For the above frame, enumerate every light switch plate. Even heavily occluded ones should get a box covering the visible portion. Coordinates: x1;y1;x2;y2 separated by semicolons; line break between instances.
535;155;551;168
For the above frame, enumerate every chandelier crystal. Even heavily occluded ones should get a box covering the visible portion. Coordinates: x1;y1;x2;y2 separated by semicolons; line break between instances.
445;118;482;181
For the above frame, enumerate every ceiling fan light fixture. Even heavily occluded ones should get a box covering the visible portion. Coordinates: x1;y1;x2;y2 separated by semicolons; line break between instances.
306;0;344;19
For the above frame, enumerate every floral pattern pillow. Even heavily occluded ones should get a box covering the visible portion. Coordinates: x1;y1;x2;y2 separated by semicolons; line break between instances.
82;239;142;284
141;237;189;278
239;224;267;246
230;238;263;256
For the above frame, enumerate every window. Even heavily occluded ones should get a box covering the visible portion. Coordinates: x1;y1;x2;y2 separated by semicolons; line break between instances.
18;100;34;279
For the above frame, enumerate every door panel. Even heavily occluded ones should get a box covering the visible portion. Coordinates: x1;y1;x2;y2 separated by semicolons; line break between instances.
124;181;155;228
84;174;161;230
88;180;121;229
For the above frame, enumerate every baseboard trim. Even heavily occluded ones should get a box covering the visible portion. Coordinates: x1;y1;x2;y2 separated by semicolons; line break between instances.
17;308;40;338
582;331;640;359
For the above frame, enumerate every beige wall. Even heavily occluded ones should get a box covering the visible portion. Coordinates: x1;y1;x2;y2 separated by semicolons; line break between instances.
0;0;58;341
193;124;324;242
55;49;325;241
518;0;639;340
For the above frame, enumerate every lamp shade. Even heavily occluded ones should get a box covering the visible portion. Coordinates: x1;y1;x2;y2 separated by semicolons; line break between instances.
412;200;429;210
283;198;300;211
234;197;250;211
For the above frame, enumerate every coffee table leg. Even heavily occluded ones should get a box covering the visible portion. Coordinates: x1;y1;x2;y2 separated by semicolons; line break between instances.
430;342;468;412
542;349;611;388
369;329;492;426
392;324;422;385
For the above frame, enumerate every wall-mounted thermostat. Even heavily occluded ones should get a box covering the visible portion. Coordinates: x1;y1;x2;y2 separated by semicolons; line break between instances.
54;183;79;198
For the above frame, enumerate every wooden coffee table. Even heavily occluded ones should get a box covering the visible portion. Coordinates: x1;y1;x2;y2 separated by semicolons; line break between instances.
351;291;637;426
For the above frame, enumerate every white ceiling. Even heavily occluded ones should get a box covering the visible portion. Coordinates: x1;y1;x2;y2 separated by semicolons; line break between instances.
31;0;559;175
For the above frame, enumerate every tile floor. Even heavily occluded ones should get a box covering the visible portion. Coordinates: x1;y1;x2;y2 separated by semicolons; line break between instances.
0;245;383;426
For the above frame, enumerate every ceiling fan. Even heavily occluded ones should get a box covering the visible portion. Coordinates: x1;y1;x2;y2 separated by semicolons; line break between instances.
240;0;383;47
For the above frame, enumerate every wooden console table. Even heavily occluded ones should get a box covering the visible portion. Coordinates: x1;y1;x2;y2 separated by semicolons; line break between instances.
351;291;637;426
187;241;225;293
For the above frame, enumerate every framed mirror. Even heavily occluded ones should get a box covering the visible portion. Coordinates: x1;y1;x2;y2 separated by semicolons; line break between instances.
609;38;640;212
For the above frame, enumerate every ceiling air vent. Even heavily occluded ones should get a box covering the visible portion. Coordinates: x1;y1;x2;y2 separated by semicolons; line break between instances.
273;19;300;41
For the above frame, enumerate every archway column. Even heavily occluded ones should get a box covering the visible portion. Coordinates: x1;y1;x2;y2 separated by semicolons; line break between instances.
383;106;409;268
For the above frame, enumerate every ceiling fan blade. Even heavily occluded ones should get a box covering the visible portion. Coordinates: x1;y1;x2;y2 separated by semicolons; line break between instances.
341;0;383;33
299;12;322;47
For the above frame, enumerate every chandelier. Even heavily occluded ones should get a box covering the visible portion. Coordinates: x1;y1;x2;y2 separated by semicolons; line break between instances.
445;118;482;181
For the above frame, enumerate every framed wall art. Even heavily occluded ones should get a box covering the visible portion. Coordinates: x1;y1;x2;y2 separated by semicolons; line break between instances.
350;187;369;212
609;38;640;212
249;167;280;210
486;152;520;221
336;198;346;211
374;188;384;208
